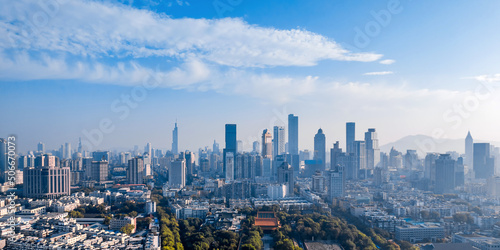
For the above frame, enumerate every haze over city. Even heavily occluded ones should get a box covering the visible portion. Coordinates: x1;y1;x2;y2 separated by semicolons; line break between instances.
2;1;500;250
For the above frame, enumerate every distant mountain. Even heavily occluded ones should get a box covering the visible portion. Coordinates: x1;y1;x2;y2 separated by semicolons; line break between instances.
380;134;499;157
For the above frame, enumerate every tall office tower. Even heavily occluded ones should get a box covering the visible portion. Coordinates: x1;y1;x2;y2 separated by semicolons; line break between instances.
434;154;456;194
172;122;178;155
223;124;237;177
91;161;108;182
474;143;495;179
273;126;286;159
252;141;260;153
92;151;109;162
287;114;300;173
288;114;299;155
314;128;326;170
330;141;343;170
456;157;465;187
210;153;220;173
225;152;234;182
37;142;45;154
78;138;82;154
200;158;210;172
234;154;243;179
424;153;439;182
277;162;294;196
273;154;287;179
404;150;420;170
254;155;263;177
184;151;195;177
64;143;71;159
365;128;380;169
353;141;366;178
261;129;273;159
127;157;144;184
389;147;403;169
327;165;345;200
0;139;6;183
82;157;93;180
346;122;355;154
169;158;186;188
465;131;473;167
23;166;70;199
237;140;243;153
145;143;152;157
213;140;220;155
262;158;272;177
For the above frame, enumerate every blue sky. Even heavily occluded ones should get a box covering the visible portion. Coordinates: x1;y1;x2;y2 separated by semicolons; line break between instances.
1;0;500;153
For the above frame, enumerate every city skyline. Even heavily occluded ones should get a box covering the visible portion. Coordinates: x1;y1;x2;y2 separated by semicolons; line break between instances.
2;0;500;153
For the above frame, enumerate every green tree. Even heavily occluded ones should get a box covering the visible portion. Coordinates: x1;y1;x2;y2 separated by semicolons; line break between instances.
120;224;135;235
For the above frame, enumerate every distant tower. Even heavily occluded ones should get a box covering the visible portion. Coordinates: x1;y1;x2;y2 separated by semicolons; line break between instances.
127;157;144;184
273;126;286;159
172;122;178;155
314;128;326;170
262;129;273;159
365;128;380;169
213;140;220;154
346;122;355;154
78;138;82;154
465;131;473;167
37;142;45;154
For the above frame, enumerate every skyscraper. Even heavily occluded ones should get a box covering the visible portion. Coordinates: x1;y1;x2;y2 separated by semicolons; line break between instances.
252;141;260;153
64;143;72;159
473;143;494;179
127;157;144;184
288;114;299;155
273;126;286;159
465;131;473;167
172;122;178;155
169;158;186;188
213;140;220;155
365;128;380;169
261;129;273;159
223;124;237;177
314;128;326;170
346;122;355;154
225;152;234;182
288;114;300;173
327;165;345;200
37;142;45;154
434;154;456;194
91;160;109;182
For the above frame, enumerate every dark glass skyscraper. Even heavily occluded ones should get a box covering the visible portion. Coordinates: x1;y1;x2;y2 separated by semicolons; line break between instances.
346;122;355;154
434;154;456;194
473;143;494;179
314;128;326;170
288;114;298;155
223;124;237;177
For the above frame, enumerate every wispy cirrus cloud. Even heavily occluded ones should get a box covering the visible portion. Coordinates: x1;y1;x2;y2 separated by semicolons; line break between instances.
379;59;395;65
363;71;394;76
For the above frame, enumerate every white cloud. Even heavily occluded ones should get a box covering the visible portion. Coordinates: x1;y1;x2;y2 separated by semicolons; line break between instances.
0;0;381;68
379;59;395;65
470;74;500;83
363;71;394;76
